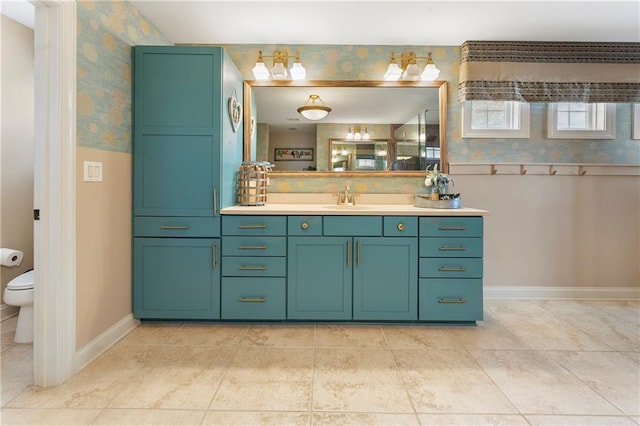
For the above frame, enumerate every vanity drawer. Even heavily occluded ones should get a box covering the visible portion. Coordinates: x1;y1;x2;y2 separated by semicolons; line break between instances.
221;256;286;277
419;257;483;278
222;216;286;236
221;277;286;320
419;279;483;321
323;216;382;236
288;216;322;236
134;216;220;237
419;237;483;258
384;216;418;237
222;237;286;257
419;217;483;238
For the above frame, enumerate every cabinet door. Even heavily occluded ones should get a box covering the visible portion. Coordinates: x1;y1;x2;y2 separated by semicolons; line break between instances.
133;46;222;216
133;238;220;319
287;237;352;320
353;237;418;320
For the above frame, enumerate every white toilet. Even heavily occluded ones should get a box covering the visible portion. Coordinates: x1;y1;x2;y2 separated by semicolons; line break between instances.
3;270;34;343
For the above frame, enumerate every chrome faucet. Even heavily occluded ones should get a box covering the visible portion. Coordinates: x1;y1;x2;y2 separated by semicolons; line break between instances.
337;185;356;205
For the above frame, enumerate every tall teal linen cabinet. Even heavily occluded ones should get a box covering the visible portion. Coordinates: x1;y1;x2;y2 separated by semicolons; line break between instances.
132;46;243;319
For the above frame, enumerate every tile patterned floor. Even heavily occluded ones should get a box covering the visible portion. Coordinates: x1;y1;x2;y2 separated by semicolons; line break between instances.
1;300;638;425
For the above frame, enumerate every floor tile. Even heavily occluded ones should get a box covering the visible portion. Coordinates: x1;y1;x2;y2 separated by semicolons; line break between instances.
623;352;640;364
312;412;419;425
117;323;183;346
417;414;530;425
1;343;33;407
629;415;640;425
1;316;18;351
525;415;637;425
382;326;462;349
0;408;101;425
446;309;533;350
547;351;640;415
393;348;517;414
315;325;386;348
203;411;311;425
313;347;413;413
90;408;205;425
170;324;248;346
470;349;621;415
107;345;235;409
242;324;315;347
209;346;313;411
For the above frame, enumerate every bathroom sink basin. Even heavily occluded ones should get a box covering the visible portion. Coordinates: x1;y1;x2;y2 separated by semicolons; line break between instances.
323;204;374;210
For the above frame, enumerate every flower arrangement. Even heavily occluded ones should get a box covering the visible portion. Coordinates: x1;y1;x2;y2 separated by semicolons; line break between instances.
424;164;453;194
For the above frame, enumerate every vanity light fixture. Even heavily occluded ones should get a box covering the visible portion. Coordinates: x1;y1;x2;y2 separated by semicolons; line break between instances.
297;94;332;120
384;51;440;81
252;50;307;81
346;126;369;140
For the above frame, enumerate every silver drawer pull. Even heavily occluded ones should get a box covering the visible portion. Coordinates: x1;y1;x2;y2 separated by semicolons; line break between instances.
438;266;467;272
238;224;267;229
438;226;467;231
239;266;267;271
159;225;190;230
438;298;467;304
238;297;267;303
239;245;267;250
439;246;467;251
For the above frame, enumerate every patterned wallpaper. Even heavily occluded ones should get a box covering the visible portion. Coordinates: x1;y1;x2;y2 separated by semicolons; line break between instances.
76;1;169;153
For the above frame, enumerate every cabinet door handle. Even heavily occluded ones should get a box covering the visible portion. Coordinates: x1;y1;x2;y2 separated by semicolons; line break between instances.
213;189;217;215
239;245;267;250
356;240;360;267
438;266;467;272
238;224;267;229
397;223;405;231
159;225;190;230
438;298;467;304
439;246;467;251
238;297;267;303
239;265;267;271
346;240;351;267
438;226;467;231
211;243;217;269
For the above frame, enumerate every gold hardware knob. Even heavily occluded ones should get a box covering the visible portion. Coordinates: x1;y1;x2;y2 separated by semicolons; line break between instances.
397;223;405;231
301;222;309;230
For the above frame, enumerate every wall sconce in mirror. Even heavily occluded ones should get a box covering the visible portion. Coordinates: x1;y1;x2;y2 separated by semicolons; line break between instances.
384;51;440;81
346;126;370;140
252;50;307;81
297;94;332;120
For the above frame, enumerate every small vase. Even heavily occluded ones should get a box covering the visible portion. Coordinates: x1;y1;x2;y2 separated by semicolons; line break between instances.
430;192;439;201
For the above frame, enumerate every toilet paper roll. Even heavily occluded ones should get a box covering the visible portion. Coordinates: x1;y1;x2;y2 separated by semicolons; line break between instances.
0;248;23;267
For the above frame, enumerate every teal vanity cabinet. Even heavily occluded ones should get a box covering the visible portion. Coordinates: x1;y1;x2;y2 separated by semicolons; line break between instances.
418;217;484;322
132;46;243;319
221;216;287;319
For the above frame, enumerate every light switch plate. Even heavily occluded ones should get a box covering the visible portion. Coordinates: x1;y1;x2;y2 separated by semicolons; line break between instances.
83;161;103;182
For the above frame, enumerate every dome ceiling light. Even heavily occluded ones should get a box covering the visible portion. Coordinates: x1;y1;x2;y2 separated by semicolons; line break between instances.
297;94;332;120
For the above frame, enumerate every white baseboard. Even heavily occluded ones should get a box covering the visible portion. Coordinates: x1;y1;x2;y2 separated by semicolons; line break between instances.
485;286;640;300
1;303;19;321
74;313;139;373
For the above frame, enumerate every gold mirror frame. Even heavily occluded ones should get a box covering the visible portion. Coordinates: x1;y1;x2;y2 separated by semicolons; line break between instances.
243;80;448;176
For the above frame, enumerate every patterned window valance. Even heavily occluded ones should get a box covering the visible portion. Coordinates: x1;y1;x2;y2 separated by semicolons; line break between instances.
458;41;640;103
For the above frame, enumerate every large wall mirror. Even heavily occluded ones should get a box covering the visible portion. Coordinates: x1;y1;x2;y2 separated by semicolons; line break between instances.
243;80;448;175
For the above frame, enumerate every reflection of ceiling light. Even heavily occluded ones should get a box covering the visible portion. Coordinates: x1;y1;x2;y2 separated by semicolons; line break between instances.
346;126;369;140
377;150;387;156
384;51;440;81
252;50;306;81
297;94;332;120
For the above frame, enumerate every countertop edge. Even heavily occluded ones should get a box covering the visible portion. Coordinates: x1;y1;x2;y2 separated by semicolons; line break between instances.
220;204;489;216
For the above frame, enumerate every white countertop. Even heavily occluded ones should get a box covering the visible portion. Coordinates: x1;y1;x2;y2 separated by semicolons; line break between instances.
221;204;488;216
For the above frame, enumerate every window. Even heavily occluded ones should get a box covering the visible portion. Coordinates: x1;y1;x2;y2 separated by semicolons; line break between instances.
547;103;616;139
462;101;530;138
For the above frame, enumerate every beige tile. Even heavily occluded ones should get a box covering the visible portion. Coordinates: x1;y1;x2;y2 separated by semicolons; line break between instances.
0;408;101;425
525;415;637;425
117;323;183;346
547;351;640;415
623;352;640;364
203;411;311;425
393;348;516;414
242;325;315;347
312;412;419;425
8;343;152;409
629;415;640;425
1;316;18;351
471;349;620;415
315;325;386;348
107;345;235;409
382;326;462;349
417;414;530;425
313;347;413;413
171;324;248;346
210;347;313;411
588;301;640;326
447;309;532;350
1;344;33;407
91;408;205;425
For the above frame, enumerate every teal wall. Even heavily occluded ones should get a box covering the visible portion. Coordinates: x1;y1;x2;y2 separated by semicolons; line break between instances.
77;1;170;153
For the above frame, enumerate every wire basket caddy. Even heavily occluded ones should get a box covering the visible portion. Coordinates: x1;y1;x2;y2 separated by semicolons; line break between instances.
237;161;272;206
